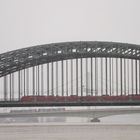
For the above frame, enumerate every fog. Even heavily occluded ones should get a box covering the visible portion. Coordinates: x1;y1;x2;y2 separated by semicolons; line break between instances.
0;0;140;53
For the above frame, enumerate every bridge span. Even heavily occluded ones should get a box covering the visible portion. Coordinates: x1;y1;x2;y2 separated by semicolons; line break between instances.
0;100;140;107
0;41;140;107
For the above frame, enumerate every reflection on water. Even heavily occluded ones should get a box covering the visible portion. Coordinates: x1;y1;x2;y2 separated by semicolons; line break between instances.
1;114;140;124
0;117;66;123
0;108;140;140
1;106;140;124
101;114;140;124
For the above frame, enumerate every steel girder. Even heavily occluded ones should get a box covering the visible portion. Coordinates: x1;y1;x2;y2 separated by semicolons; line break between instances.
0;41;140;77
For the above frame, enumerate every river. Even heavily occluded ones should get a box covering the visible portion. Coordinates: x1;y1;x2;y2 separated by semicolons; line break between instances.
0;107;140;140
0;123;140;140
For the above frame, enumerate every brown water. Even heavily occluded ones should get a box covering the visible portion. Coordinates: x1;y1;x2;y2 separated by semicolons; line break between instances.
0;123;140;140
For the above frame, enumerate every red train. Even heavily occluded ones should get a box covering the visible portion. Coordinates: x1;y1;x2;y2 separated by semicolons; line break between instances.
20;95;140;102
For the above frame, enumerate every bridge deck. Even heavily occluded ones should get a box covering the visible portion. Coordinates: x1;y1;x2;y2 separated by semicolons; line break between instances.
0;101;140;107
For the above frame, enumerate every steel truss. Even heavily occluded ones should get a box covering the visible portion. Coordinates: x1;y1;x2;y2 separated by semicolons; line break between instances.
0;41;140;77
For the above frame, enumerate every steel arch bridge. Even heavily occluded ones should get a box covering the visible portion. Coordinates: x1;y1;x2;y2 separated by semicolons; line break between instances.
1;41;140;107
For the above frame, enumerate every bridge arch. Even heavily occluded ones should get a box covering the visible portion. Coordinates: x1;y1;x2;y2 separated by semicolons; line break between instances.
0;41;140;77
1;41;140;105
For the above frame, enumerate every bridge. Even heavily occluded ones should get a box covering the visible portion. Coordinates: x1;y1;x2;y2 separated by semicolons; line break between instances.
0;41;140;107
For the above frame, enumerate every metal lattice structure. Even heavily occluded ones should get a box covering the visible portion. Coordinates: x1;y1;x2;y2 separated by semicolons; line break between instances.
0;41;140;77
1;41;140;107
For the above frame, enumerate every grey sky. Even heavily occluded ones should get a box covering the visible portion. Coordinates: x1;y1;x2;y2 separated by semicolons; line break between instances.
0;0;140;53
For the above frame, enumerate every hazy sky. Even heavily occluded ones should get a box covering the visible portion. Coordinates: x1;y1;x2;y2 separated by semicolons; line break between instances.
0;0;140;53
